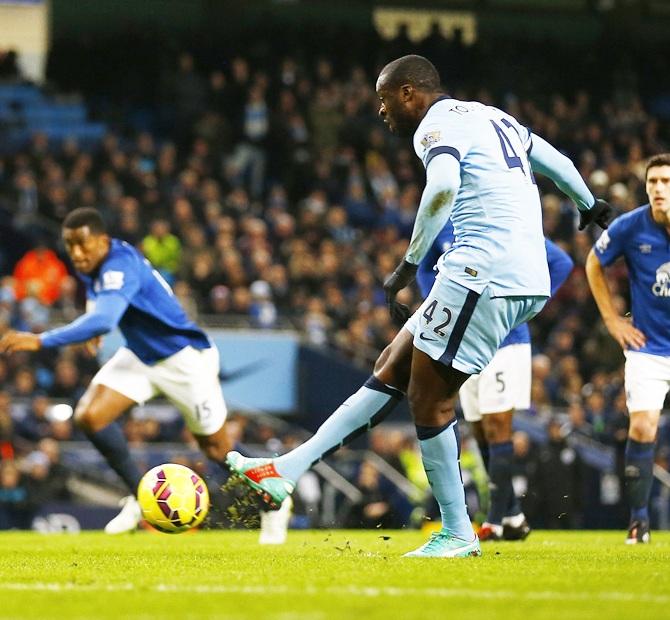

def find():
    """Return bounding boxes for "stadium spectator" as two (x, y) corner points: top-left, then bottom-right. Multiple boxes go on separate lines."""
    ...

(141, 218), (182, 286)
(12, 241), (68, 306)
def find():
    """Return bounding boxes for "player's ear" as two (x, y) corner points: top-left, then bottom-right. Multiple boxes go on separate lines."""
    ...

(401, 84), (413, 102)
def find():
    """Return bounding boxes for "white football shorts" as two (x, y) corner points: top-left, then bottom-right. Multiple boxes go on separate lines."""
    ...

(92, 345), (227, 436)
(624, 350), (670, 413)
(458, 343), (531, 422)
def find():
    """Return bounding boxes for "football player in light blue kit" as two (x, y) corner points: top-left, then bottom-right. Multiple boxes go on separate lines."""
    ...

(416, 226), (574, 541)
(586, 153), (670, 544)
(0, 207), (231, 534)
(227, 55), (610, 557)
(373, 54), (611, 557)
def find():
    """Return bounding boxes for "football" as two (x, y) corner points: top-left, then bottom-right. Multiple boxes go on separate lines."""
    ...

(137, 464), (210, 533)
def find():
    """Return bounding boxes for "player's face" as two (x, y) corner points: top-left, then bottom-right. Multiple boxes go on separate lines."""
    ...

(376, 76), (417, 138)
(62, 226), (110, 273)
(646, 165), (670, 227)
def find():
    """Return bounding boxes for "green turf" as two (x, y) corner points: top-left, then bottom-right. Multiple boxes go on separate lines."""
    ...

(0, 530), (668, 620)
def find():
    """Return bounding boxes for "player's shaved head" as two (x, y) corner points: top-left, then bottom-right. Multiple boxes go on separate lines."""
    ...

(63, 207), (107, 235)
(378, 55), (441, 93)
(376, 55), (444, 137)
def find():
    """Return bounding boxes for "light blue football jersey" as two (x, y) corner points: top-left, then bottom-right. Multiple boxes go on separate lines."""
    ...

(412, 97), (550, 298)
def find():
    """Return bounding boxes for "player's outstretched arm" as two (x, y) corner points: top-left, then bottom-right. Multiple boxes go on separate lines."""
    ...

(39, 293), (128, 351)
(529, 134), (613, 230)
(383, 153), (461, 324)
(585, 248), (646, 350)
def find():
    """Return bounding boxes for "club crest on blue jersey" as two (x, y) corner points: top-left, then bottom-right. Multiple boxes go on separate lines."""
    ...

(653, 261), (670, 297)
(420, 131), (441, 149)
(102, 270), (125, 291)
(595, 230), (610, 252)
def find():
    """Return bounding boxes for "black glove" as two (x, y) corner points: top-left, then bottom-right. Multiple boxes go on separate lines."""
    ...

(383, 260), (418, 326)
(578, 199), (614, 230)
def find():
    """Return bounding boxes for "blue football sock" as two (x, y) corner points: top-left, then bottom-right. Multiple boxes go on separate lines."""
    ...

(416, 419), (475, 541)
(86, 422), (143, 495)
(487, 441), (514, 525)
(274, 376), (403, 481)
(478, 442), (490, 471)
(624, 439), (655, 522)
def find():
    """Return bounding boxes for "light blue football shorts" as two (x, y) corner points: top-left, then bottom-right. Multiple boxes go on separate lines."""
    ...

(404, 274), (547, 375)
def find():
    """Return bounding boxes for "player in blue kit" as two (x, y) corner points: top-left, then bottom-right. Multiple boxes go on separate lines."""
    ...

(228, 55), (609, 557)
(586, 154), (670, 544)
(0, 207), (231, 533)
(416, 225), (574, 541)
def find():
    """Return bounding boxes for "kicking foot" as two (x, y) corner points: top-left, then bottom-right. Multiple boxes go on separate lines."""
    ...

(104, 495), (142, 534)
(225, 451), (295, 510)
(404, 531), (481, 558)
(626, 520), (650, 545)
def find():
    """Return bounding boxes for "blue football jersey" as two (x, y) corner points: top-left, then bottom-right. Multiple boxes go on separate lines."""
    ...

(594, 205), (670, 356)
(81, 239), (211, 364)
(418, 231), (573, 347)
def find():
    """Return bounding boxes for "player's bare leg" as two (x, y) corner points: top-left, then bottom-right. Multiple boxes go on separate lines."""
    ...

(193, 425), (232, 463)
(625, 409), (659, 544)
(226, 329), (414, 508)
(74, 383), (144, 534)
(404, 349), (480, 558)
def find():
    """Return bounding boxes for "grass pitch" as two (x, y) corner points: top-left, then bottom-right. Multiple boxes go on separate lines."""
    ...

(1, 530), (668, 620)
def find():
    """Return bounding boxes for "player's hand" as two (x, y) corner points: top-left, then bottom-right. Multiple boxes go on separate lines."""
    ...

(578, 199), (614, 231)
(383, 260), (418, 326)
(0, 330), (42, 354)
(604, 315), (646, 350)
(81, 336), (102, 357)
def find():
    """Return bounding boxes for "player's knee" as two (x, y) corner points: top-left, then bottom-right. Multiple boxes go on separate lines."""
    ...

(408, 387), (455, 426)
(73, 403), (98, 433)
(482, 412), (513, 443)
(374, 346), (410, 392)
(197, 431), (230, 462)
(629, 414), (658, 442)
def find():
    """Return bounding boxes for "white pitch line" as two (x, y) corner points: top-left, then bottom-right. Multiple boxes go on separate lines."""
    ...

(0, 583), (668, 605)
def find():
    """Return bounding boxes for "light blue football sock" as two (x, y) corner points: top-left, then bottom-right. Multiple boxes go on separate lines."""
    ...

(416, 419), (475, 541)
(274, 376), (403, 481)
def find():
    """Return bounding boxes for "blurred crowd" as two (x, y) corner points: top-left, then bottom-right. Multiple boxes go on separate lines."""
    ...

(1, 31), (670, 529)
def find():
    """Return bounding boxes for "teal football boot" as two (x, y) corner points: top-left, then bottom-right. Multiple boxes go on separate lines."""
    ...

(225, 451), (295, 510)
(404, 531), (482, 558)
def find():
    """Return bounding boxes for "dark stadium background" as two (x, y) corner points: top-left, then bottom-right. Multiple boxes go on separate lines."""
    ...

(0, 0), (669, 532)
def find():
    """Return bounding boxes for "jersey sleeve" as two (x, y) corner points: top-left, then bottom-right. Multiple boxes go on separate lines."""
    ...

(413, 116), (471, 170)
(98, 250), (141, 300)
(593, 215), (626, 267)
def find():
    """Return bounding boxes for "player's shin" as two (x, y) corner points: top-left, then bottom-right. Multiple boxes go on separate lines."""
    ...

(624, 438), (656, 522)
(486, 441), (515, 527)
(85, 422), (143, 494)
(273, 376), (403, 482)
(416, 420), (475, 541)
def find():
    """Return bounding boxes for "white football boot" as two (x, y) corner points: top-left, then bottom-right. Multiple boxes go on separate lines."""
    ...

(104, 495), (142, 534)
